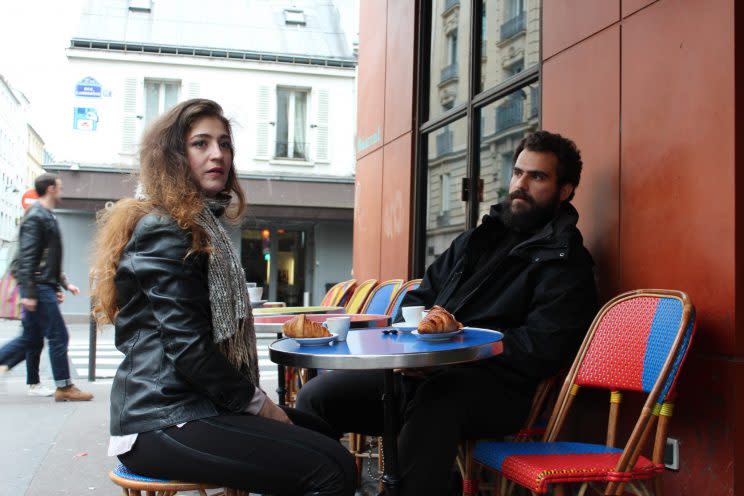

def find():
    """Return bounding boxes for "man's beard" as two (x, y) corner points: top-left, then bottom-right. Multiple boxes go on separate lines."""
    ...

(501, 190), (560, 232)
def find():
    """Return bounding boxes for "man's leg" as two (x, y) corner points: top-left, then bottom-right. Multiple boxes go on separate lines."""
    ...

(0, 319), (44, 376)
(396, 366), (533, 496)
(295, 370), (388, 437)
(24, 318), (45, 386)
(36, 286), (92, 401)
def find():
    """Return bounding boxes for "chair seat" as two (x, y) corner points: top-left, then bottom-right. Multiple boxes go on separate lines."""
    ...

(473, 441), (663, 493)
(110, 463), (220, 492)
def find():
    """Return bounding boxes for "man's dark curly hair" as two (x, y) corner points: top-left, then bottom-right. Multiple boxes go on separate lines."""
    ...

(513, 130), (583, 201)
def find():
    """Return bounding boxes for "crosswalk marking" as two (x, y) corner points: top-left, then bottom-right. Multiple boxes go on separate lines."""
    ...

(69, 339), (279, 382)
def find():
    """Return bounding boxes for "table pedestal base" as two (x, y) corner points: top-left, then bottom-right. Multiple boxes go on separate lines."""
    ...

(381, 369), (400, 496)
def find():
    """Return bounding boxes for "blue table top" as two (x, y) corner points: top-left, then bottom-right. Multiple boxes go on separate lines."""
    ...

(269, 327), (504, 370)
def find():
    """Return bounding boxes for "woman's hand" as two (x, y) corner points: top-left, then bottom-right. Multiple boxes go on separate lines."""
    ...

(257, 398), (293, 425)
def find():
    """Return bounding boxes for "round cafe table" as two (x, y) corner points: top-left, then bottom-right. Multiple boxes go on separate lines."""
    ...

(269, 327), (504, 496)
(255, 314), (390, 406)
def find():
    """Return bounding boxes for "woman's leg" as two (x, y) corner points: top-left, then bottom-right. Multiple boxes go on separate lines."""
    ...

(119, 413), (357, 496)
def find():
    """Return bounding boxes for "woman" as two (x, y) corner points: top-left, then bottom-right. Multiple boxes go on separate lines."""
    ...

(92, 99), (356, 495)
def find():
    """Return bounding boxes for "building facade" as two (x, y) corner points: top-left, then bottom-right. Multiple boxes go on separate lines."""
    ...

(55, 0), (358, 315)
(0, 75), (33, 272)
(352, 0), (741, 493)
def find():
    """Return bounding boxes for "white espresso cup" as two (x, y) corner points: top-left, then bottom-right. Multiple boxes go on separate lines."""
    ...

(401, 305), (426, 324)
(247, 286), (263, 301)
(246, 282), (257, 289)
(323, 316), (351, 341)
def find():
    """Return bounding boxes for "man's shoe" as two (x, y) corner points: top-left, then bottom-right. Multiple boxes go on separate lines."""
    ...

(28, 384), (55, 397)
(54, 385), (93, 402)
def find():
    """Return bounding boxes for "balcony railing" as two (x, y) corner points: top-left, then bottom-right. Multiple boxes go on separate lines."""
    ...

(496, 97), (524, 132)
(500, 12), (526, 41)
(440, 63), (458, 84)
(275, 140), (309, 160)
(436, 128), (453, 156)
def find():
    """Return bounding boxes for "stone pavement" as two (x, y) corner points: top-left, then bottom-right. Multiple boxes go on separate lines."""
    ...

(0, 317), (282, 496)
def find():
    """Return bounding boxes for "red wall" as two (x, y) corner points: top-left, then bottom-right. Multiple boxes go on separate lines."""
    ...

(353, 0), (416, 282)
(543, 0), (737, 493)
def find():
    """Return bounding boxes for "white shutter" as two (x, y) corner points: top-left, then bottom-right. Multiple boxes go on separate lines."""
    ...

(314, 88), (329, 163)
(122, 78), (138, 154)
(186, 81), (200, 99)
(255, 85), (270, 160)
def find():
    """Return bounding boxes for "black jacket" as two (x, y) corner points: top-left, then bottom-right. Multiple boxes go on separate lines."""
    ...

(401, 203), (598, 389)
(110, 212), (256, 435)
(15, 202), (68, 298)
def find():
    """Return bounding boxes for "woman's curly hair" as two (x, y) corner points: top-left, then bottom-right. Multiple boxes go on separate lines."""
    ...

(91, 99), (246, 325)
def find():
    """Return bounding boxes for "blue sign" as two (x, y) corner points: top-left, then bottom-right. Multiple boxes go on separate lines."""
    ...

(73, 107), (99, 131)
(75, 77), (102, 98)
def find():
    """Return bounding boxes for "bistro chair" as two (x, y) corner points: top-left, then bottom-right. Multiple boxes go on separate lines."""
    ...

(470, 289), (697, 495)
(344, 279), (378, 314)
(385, 278), (422, 321)
(359, 279), (404, 315)
(320, 279), (357, 307)
(109, 463), (249, 495)
(460, 375), (561, 496)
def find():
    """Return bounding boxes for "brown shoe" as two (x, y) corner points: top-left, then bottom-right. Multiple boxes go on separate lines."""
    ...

(54, 385), (93, 402)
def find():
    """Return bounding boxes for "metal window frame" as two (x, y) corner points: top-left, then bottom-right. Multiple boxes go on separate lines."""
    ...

(411, 0), (542, 277)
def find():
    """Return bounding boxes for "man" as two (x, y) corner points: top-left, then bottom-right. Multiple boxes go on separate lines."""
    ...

(296, 131), (598, 495)
(0, 173), (92, 401)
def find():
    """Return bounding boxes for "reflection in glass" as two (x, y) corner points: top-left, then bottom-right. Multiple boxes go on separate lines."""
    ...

(428, 0), (470, 121)
(424, 117), (468, 268)
(477, 82), (539, 220)
(480, 0), (540, 92)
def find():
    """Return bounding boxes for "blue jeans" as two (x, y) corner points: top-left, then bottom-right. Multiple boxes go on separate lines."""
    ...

(0, 285), (72, 387)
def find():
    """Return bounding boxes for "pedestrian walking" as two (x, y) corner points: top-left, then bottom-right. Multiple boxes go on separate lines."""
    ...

(0, 173), (93, 401)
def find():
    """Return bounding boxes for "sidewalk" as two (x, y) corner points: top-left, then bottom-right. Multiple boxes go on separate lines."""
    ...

(0, 317), (283, 496)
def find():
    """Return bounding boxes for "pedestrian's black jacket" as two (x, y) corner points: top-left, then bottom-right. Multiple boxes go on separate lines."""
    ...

(110, 211), (256, 436)
(15, 202), (68, 299)
(400, 202), (598, 389)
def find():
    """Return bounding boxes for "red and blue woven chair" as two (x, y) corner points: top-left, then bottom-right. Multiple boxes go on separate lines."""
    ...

(109, 462), (248, 495)
(471, 289), (696, 496)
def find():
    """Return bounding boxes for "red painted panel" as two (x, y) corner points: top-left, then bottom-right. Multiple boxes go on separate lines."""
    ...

(621, 0), (735, 354)
(622, 0), (657, 18)
(384, 0), (415, 143)
(379, 134), (413, 280)
(542, 26), (621, 300)
(543, 0), (619, 59)
(353, 149), (383, 280)
(357, 0), (387, 159)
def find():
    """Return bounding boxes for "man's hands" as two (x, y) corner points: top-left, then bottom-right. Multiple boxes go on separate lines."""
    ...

(20, 298), (37, 312)
(67, 284), (80, 295)
(257, 398), (293, 424)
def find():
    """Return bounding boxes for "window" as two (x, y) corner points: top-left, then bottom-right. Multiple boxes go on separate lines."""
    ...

(284, 9), (306, 26)
(144, 80), (179, 125)
(414, 0), (540, 274)
(275, 87), (309, 160)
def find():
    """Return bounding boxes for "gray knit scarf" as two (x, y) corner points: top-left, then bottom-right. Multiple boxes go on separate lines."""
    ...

(195, 195), (260, 386)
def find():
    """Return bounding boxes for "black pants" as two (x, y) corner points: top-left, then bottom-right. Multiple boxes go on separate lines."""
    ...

(119, 407), (356, 496)
(295, 366), (533, 496)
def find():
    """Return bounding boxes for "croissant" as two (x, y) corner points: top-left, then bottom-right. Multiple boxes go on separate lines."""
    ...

(417, 306), (463, 334)
(282, 314), (331, 338)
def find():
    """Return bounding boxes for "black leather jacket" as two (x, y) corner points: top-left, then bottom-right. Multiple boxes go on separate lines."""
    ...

(110, 211), (256, 436)
(400, 203), (598, 390)
(15, 202), (68, 299)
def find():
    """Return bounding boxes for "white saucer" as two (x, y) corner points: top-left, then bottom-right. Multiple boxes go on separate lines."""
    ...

(411, 329), (463, 341)
(250, 299), (268, 307)
(291, 334), (338, 346)
(392, 322), (418, 332)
